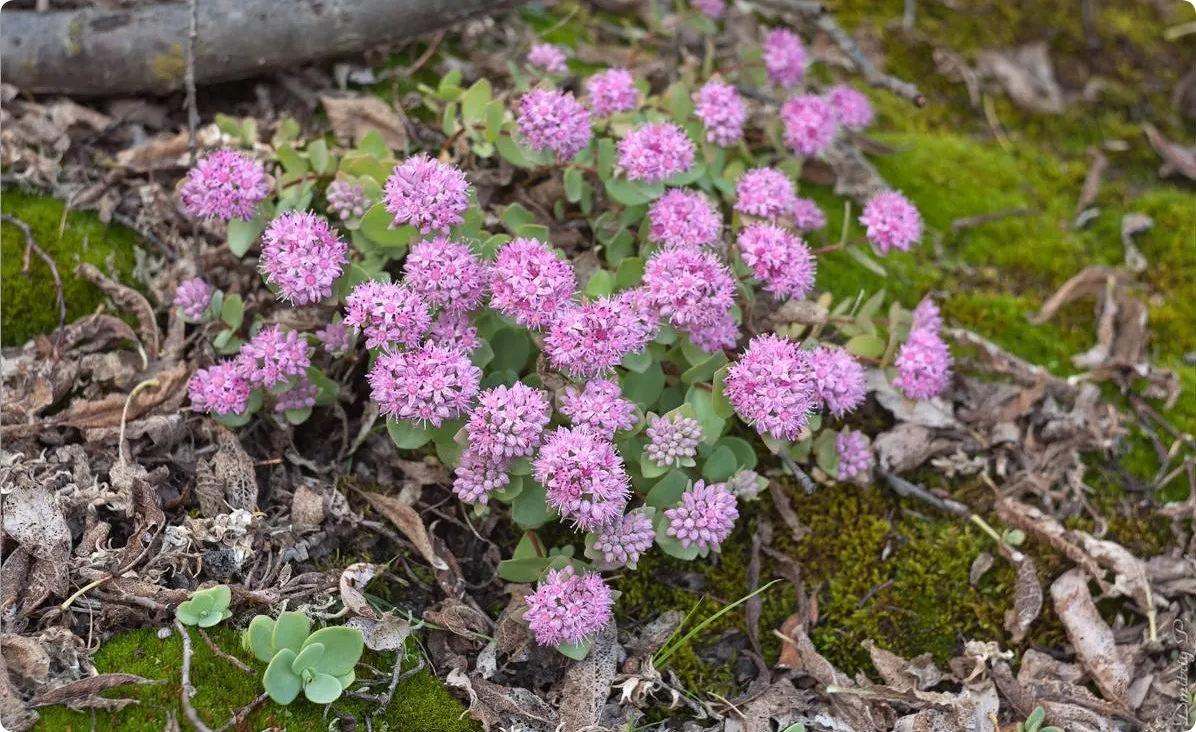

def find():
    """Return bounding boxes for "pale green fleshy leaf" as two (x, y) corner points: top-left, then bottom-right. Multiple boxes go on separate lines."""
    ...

(263, 649), (302, 705)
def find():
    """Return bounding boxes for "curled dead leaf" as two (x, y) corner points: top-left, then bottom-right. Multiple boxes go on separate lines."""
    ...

(361, 490), (448, 571)
(75, 263), (159, 360)
(1049, 569), (1131, 707)
(1004, 557), (1043, 644)
(321, 95), (409, 151)
(339, 562), (380, 620)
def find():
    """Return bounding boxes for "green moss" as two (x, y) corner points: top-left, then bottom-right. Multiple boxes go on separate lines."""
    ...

(35, 626), (478, 732)
(1, 191), (142, 347)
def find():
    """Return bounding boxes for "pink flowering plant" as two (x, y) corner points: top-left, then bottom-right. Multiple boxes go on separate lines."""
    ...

(177, 25), (947, 661)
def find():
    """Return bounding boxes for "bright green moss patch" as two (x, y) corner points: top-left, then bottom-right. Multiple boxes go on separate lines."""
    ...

(1, 191), (142, 347)
(35, 625), (477, 732)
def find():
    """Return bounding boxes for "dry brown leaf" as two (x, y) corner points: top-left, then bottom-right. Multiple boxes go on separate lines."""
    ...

(1119, 212), (1151, 274)
(424, 599), (492, 639)
(290, 482), (327, 526)
(339, 562), (380, 620)
(75, 263), (159, 360)
(0, 649), (39, 732)
(321, 95), (409, 151)
(361, 490), (448, 571)
(346, 611), (412, 652)
(724, 680), (808, 732)
(1004, 557), (1043, 644)
(1049, 569), (1131, 707)
(446, 669), (557, 732)
(1074, 533), (1156, 639)
(1029, 266), (1129, 325)
(0, 635), (51, 682)
(1074, 147), (1108, 217)
(977, 42), (1064, 114)
(33, 673), (160, 707)
(969, 553), (995, 586)
(558, 622), (618, 732)
(114, 132), (190, 171)
(1, 476), (71, 599)
(55, 361), (190, 429)
(1143, 122), (1196, 180)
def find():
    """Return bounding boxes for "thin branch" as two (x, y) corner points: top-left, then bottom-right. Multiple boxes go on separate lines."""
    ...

(185, 0), (200, 167)
(2, 213), (66, 355)
(174, 621), (216, 732)
(198, 628), (255, 674)
(881, 470), (970, 518)
(214, 693), (269, 732)
(777, 452), (818, 494)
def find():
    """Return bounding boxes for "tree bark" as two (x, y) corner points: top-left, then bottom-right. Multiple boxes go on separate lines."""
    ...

(1, 0), (518, 97)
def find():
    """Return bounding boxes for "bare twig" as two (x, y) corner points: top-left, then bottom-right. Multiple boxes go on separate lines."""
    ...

(1074, 146), (1108, 219)
(777, 452), (818, 494)
(214, 693), (268, 732)
(951, 206), (1033, 231)
(198, 628), (255, 674)
(185, 0), (200, 167)
(174, 621), (216, 732)
(881, 470), (970, 519)
(2, 213), (66, 355)
(120, 378), (161, 465)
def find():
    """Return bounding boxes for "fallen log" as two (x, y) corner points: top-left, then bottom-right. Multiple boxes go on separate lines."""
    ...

(1, 0), (518, 97)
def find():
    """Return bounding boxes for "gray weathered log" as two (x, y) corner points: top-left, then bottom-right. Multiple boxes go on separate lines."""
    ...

(2, 0), (517, 96)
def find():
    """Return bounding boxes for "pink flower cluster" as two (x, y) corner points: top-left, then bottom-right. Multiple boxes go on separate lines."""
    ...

(236, 325), (311, 389)
(735, 167), (797, 221)
(524, 567), (613, 647)
(763, 28), (807, 88)
(836, 429), (873, 480)
(808, 346), (866, 418)
(343, 281), (431, 350)
(545, 296), (645, 377)
(466, 383), (551, 459)
(687, 310), (740, 353)
(383, 154), (470, 233)
(780, 95), (838, 157)
(792, 198), (826, 231)
(826, 85), (874, 131)
(527, 43), (567, 75)
(859, 191), (923, 254)
(174, 278), (212, 321)
(912, 297), (942, 333)
(693, 79), (746, 146)
(559, 379), (638, 438)
(452, 449), (510, 503)
(428, 311), (480, 354)
(179, 149), (269, 221)
(585, 68), (639, 117)
(893, 327), (952, 400)
(692, 0), (726, 19)
(326, 180), (370, 220)
(648, 189), (722, 248)
(665, 480), (738, 553)
(737, 223), (816, 300)
(534, 427), (631, 530)
(189, 361), (251, 415)
(275, 377), (318, 413)
(403, 236), (487, 313)
(617, 123), (695, 183)
(643, 247), (735, 329)
(489, 238), (576, 329)
(591, 509), (655, 567)
(368, 342), (481, 427)
(316, 319), (356, 356)
(727, 469), (763, 500)
(517, 89), (593, 161)
(645, 413), (702, 467)
(724, 334), (817, 440)
(259, 212), (348, 305)
(614, 288), (661, 347)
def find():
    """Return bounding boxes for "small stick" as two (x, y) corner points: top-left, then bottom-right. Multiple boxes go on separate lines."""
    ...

(185, 0), (200, 167)
(214, 693), (268, 732)
(174, 621), (216, 732)
(777, 452), (818, 494)
(951, 206), (1033, 232)
(119, 378), (161, 465)
(2, 213), (66, 355)
(198, 628), (255, 674)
